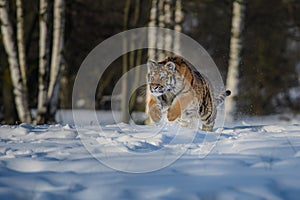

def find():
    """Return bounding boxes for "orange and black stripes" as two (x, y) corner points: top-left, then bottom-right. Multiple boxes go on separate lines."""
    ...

(147, 56), (220, 131)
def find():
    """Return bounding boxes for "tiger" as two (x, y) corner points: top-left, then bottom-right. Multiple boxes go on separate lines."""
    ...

(146, 56), (230, 132)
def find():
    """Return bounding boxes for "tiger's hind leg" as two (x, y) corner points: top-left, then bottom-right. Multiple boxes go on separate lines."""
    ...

(199, 102), (216, 132)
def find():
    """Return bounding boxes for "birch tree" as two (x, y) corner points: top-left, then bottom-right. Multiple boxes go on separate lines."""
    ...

(121, 0), (131, 123)
(148, 0), (183, 60)
(121, 0), (144, 122)
(36, 0), (65, 123)
(36, 0), (50, 124)
(16, 0), (27, 90)
(0, 0), (32, 123)
(225, 0), (246, 122)
(148, 0), (158, 60)
(156, 0), (165, 60)
(173, 0), (183, 54)
(47, 0), (65, 122)
(163, 0), (172, 56)
(128, 0), (143, 115)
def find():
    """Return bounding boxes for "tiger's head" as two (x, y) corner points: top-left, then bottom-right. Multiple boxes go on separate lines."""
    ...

(147, 60), (176, 96)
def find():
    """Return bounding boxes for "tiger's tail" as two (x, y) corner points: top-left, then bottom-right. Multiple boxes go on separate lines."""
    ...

(215, 90), (231, 106)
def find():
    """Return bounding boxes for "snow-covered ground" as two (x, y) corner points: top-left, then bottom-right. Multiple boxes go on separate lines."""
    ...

(1, 111), (300, 199)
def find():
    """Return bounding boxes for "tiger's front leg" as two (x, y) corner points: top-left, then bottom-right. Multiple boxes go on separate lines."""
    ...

(167, 92), (194, 121)
(147, 95), (162, 123)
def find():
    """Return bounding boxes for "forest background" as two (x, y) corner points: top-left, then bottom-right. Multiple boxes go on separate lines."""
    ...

(0, 0), (299, 124)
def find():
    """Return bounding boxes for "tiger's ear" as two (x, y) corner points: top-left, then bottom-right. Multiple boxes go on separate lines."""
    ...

(147, 59), (156, 69)
(166, 61), (176, 71)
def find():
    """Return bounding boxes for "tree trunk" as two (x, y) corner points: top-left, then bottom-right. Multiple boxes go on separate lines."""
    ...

(225, 0), (246, 122)
(36, 0), (50, 124)
(156, 0), (165, 60)
(47, 0), (65, 122)
(149, 0), (181, 60)
(121, 0), (131, 123)
(129, 47), (143, 114)
(128, 0), (142, 115)
(164, 0), (172, 54)
(59, 62), (73, 109)
(173, 0), (183, 54)
(16, 0), (27, 90)
(146, 0), (159, 124)
(0, 67), (3, 122)
(48, 60), (63, 122)
(2, 67), (18, 124)
(0, 0), (31, 123)
(148, 0), (158, 60)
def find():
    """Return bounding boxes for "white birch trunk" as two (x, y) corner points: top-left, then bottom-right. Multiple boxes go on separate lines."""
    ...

(0, 0), (31, 123)
(129, 0), (142, 115)
(49, 60), (63, 119)
(173, 0), (183, 54)
(157, 0), (165, 60)
(225, 0), (246, 122)
(146, 0), (159, 124)
(16, 0), (27, 88)
(164, 0), (172, 55)
(148, 0), (157, 60)
(121, 0), (131, 123)
(158, 0), (165, 28)
(47, 0), (65, 120)
(37, 0), (49, 123)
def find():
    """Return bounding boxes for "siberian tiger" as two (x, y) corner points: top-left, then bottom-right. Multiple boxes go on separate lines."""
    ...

(146, 56), (230, 132)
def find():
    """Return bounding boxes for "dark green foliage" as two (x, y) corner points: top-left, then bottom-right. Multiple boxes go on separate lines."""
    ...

(240, 0), (299, 115)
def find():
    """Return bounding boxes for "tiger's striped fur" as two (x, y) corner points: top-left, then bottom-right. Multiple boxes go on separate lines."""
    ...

(146, 56), (230, 132)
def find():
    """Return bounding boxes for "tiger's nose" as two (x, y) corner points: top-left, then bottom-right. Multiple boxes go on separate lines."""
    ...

(153, 85), (159, 90)
(150, 83), (158, 89)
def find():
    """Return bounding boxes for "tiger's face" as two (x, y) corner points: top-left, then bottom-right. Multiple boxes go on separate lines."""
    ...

(147, 60), (176, 96)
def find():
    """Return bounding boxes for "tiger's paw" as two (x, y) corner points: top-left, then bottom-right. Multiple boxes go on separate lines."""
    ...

(202, 124), (213, 132)
(167, 107), (181, 121)
(149, 104), (162, 122)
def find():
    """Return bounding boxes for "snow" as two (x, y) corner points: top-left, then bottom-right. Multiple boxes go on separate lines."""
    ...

(1, 111), (300, 199)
